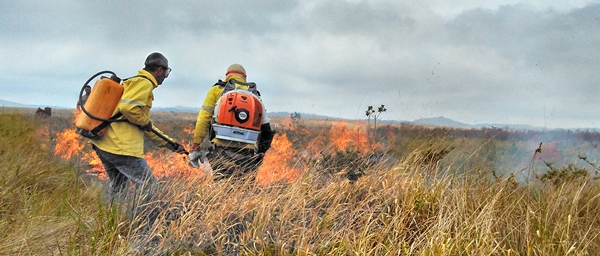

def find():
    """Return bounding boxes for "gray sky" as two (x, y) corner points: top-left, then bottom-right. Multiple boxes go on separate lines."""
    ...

(1, 0), (599, 129)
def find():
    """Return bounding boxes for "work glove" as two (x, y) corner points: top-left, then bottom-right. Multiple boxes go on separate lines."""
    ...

(189, 149), (207, 168)
(165, 141), (188, 155)
(140, 120), (153, 132)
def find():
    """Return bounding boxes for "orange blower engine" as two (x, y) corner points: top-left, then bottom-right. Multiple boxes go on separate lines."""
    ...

(212, 90), (264, 144)
(75, 71), (123, 139)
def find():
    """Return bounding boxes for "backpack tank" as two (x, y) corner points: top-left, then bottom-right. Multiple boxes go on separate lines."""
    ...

(75, 76), (123, 138)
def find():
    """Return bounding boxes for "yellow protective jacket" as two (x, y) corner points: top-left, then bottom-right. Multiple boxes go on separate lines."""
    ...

(91, 69), (175, 158)
(193, 75), (267, 149)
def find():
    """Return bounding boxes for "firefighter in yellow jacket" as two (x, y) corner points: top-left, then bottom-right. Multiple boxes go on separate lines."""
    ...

(189, 64), (275, 181)
(91, 52), (187, 198)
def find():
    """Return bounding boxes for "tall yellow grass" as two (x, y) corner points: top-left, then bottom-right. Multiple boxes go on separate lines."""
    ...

(1, 112), (600, 255)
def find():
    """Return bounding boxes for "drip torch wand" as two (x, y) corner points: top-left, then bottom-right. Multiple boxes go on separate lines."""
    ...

(150, 127), (189, 155)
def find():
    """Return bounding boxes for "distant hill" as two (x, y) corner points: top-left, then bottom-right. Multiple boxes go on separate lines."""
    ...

(0, 98), (66, 109)
(0, 99), (30, 108)
(152, 106), (199, 113)
(249, 112), (545, 130)
(473, 123), (541, 131)
(411, 116), (544, 130)
(268, 111), (343, 120)
(411, 116), (472, 128)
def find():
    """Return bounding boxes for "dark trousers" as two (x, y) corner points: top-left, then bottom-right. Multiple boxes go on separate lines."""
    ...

(93, 145), (157, 196)
(92, 146), (160, 230)
(207, 145), (263, 181)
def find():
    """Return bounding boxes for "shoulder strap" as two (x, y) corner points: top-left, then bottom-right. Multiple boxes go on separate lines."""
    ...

(123, 75), (156, 87)
(213, 79), (227, 87)
(100, 75), (152, 125)
(90, 112), (124, 135)
(222, 79), (260, 96)
(222, 79), (236, 95)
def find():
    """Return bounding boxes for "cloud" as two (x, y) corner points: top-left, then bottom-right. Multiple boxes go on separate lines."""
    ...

(1, 0), (599, 128)
(439, 3), (600, 124)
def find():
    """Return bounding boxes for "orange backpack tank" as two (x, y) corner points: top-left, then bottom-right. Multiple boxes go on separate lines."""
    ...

(75, 72), (123, 139)
(75, 72), (153, 139)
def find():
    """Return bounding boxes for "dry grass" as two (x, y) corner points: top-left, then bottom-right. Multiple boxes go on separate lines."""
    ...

(1, 112), (600, 255)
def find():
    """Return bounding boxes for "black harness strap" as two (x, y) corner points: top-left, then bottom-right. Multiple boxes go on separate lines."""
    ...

(89, 112), (123, 135)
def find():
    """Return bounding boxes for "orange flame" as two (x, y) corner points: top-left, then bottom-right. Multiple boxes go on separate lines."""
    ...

(145, 147), (208, 180)
(52, 114), (380, 186)
(256, 133), (301, 185)
(327, 122), (370, 152)
(53, 111), (89, 159)
(255, 122), (377, 185)
(80, 148), (107, 179)
(183, 125), (195, 135)
(280, 117), (293, 130)
(53, 129), (85, 160)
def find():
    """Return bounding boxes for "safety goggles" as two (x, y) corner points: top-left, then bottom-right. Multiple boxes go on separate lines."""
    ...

(160, 66), (172, 77)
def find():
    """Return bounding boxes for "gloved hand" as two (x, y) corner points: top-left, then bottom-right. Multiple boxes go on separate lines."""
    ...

(140, 120), (153, 132)
(189, 149), (207, 168)
(166, 141), (188, 155)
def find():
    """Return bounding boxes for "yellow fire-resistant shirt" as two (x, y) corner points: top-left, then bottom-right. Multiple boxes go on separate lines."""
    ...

(91, 69), (175, 158)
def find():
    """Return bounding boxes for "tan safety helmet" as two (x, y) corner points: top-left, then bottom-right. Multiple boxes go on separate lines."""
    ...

(225, 64), (246, 78)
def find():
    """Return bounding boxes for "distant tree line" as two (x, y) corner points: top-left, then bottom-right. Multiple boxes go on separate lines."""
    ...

(373, 124), (600, 144)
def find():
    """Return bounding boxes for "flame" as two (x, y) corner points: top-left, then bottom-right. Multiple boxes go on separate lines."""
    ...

(80, 148), (107, 179)
(53, 129), (85, 160)
(53, 110), (89, 160)
(145, 147), (208, 179)
(52, 113), (379, 186)
(52, 127), (202, 180)
(183, 125), (194, 135)
(255, 121), (377, 185)
(256, 133), (301, 185)
(329, 122), (353, 151)
(328, 122), (371, 152)
(280, 117), (292, 129)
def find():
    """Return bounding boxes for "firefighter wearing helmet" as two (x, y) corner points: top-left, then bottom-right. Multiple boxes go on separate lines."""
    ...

(189, 64), (275, 181)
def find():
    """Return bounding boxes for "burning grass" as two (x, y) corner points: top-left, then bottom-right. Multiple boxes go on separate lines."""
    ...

(2, 112), (600, 254)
